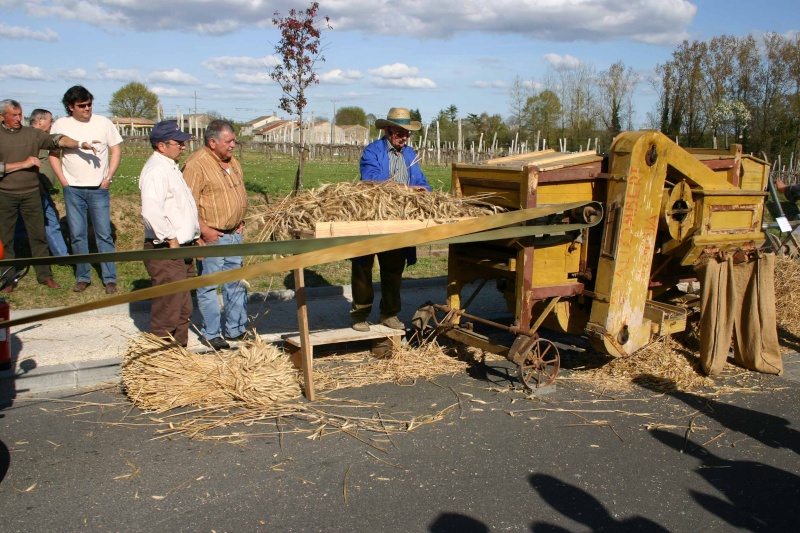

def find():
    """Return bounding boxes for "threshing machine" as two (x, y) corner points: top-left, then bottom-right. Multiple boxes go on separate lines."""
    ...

(413, 130), (770, 388)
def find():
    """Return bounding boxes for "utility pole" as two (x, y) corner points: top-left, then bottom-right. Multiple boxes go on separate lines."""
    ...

(331, 100), (337, 144)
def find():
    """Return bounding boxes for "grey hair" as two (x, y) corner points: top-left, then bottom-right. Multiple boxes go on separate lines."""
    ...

(204, 120), (235, 146)
(1, 99), (21, 111)
(29, 108), (52, 124)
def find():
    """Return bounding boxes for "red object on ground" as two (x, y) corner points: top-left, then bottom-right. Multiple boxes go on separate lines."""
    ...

(0, 238), (4, 260)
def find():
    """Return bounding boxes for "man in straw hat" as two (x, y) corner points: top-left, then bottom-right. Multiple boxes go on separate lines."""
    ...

(351, 107), (431, 332)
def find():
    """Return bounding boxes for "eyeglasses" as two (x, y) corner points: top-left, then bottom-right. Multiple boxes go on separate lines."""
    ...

(74, 102), (92, 109)
(388, 128), (410, 137)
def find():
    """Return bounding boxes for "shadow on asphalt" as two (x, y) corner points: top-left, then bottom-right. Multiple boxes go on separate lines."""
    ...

(650, 429), (799, 531)
(428, 512), (489, 532)
(633, 375), (800, 531)
(633, 375), (800, 454)
(527, 473), (670, 532)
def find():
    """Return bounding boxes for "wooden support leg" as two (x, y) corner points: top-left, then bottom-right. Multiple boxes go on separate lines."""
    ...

(294, 268), (315, 401)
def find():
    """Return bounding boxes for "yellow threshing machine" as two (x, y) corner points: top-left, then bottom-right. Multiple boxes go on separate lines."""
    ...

(413, 130), (770, 388)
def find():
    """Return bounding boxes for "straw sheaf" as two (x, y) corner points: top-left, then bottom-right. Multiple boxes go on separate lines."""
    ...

(250, 180), (506, 242)
(121, 334), (301, 412)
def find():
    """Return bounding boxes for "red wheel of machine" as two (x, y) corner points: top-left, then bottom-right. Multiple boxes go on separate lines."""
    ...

(509, 335), (560, 389)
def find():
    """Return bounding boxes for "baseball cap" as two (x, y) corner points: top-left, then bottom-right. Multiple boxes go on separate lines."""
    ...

(150, 121), (192, 144)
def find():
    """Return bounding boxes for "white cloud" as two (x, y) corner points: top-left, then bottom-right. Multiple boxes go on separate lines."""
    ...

(202, 55), (278, 76)
(18, 0), (696, 45)
(369, 63), (420, 79)
(368, 63), (435, 89)
(319, 69), (362, 85)
(472, 80), (506, 89)
(0, 23), (58, 41)
(231, 72), (274, 85)
(0, 63), (50, 81)
(542, 53), (582, 71)
(57, 67), (89, 81)
(373, 77), (436, 89)
(148, 69), (199, 85)
(151, 86), (182, 97)
(97, 63), (140, 81)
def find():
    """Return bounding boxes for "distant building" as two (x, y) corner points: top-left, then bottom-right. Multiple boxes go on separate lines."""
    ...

(111, 117), (156, 137)
(341, 125), (369, 145)
(252, 120), (298, 143)
(241, 114), (281, 136)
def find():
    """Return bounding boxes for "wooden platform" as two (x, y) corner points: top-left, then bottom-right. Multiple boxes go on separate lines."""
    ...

(282, 325), (404, 366)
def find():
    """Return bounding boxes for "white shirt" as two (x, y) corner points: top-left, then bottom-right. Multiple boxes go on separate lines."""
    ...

(139, 151), (200, 245)
(50, 114), (123, 186)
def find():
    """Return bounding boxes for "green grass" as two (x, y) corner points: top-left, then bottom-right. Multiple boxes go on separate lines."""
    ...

(3, 148), (453, 310)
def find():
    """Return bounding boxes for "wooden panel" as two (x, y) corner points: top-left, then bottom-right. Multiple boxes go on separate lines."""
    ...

(314, 218), (473, 238)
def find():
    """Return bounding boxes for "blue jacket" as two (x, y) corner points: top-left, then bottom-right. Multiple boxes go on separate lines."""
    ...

(359, 137), (431, 191)
(356, 137), (429, 266)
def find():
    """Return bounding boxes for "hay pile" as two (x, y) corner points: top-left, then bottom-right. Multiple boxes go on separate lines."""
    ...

(563, 332), (717, 393)
(313, 340), (471, 392)
(122, 334), (301, 412)
(774, 256), (800, 337)
(251, 180), (505, 241)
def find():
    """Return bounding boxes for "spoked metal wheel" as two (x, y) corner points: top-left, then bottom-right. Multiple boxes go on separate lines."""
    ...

(509, 336), (560, 389)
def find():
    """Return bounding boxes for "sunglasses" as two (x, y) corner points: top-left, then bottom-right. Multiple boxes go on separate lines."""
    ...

(74, 102), (93, 109)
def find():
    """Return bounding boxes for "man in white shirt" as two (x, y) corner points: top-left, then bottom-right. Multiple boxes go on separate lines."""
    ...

(139, 121), (200, 347)
(49, 85), (123, 294)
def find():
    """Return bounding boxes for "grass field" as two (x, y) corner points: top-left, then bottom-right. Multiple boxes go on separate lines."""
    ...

(2, 149), (453, 310)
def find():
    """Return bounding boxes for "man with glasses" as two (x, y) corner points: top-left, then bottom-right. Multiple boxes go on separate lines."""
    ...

(182, 120), (248, 351)
(50, 85), (123, 294)
(351, 107), (431, 332)
(140, 121), (199, 347)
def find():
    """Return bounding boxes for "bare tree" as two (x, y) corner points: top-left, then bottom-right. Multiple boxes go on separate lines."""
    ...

(508, 75), (533, 139)
(270, 1), (330, 193)
(597, 61), (640, 139)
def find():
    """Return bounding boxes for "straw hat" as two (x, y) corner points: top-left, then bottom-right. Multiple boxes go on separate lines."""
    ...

(375, 107), (421, 131)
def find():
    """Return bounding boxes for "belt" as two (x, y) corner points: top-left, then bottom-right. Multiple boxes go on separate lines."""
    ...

(145, 238), (196, 249)
(212, 226), (239, 234)
(70, 185), (101, 190)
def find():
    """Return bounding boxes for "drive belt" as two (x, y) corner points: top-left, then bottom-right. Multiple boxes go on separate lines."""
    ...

(0, 201), (602, 329)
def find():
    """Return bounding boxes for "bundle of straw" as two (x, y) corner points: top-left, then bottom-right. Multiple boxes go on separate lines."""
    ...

(251, 180), (505, 242)
(122, 334), (301, 412)
(774, 256), (800, 337)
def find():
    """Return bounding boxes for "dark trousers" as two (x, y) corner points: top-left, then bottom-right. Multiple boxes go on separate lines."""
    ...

(350, 248), (406, 322)
(143, 241), (195, 346)
(0, 190), (54, 284)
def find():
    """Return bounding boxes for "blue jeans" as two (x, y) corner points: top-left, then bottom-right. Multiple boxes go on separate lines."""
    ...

(63, 186), (117, 284)
(42, 190), (68, 257)
(196, 232), (247, 339)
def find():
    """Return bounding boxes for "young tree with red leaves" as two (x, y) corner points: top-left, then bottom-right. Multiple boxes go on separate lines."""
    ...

(270, 2), (331, 193)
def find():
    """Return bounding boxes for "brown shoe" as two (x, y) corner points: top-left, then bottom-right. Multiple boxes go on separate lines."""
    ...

(380, 316), (405, 330)
(73, 281), (90, 292)
(105, 282), (118, 295)
(41, 279), (61, 289)
(352, 321), (370, 332)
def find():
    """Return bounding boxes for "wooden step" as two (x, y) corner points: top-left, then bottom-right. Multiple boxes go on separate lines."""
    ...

(282, 325), (404, 364)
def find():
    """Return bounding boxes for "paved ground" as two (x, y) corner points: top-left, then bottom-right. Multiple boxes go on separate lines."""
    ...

(1, 279), (799, 531)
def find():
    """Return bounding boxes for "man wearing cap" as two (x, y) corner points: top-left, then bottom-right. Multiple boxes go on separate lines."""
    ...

(350, 107), (431, 332)
(139, 121), (200, 348)
(182, 120), (248, 351)
(50, 85), (124, 295)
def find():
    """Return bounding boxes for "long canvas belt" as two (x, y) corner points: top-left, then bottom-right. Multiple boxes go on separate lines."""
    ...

(0, 201), (601, 329)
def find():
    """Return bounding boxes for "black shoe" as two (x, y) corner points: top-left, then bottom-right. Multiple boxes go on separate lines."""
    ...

(226, 332), (248, 342)
(201, 336), (230, 350)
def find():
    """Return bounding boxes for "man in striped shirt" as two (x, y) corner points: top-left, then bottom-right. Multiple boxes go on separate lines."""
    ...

(182, 120), (249, 351)
(351, 107), (431, 332)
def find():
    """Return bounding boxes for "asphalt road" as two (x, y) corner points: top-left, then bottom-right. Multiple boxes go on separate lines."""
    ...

(1, 353), (798, 532)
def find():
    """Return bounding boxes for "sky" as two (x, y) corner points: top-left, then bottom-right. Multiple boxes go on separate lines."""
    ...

(1, 0), (798, 128)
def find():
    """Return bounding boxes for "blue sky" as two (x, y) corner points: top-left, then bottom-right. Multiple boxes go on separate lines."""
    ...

(1, 1), (797, 128)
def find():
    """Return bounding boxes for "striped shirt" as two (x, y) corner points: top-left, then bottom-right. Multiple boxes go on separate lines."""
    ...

(386, 138), (409, 186)
(182, 146), (248, 231)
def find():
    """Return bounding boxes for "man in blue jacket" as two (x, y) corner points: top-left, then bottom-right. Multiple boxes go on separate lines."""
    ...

(351, 108), (431, 332)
